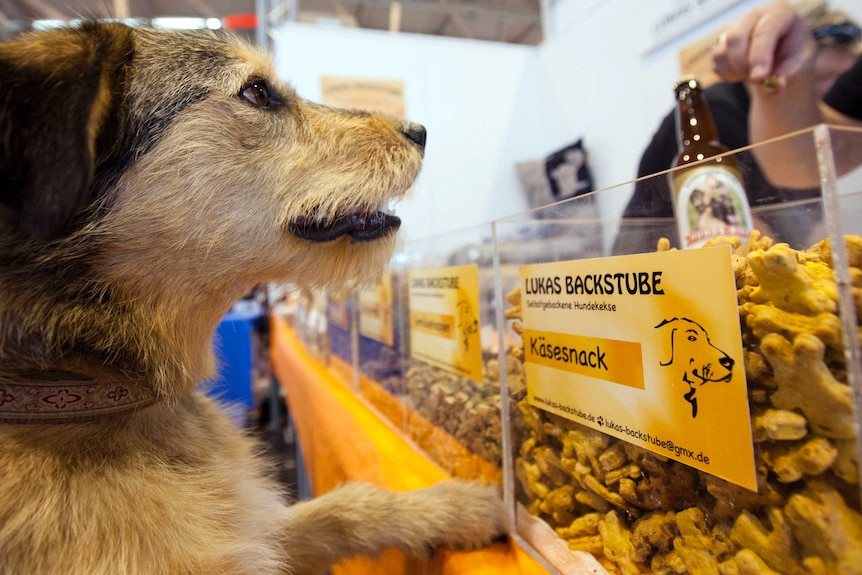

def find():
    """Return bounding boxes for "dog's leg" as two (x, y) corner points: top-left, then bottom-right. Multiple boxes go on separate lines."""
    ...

(277, 480), (507, 573)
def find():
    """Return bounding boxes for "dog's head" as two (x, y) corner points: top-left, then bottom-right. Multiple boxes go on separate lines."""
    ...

(0, 23), (425, 392)
(655, 317), (734, 386)
(708, 193), (738, 225)
(0, 22), (424, 286)
(690, 186), (738, 225)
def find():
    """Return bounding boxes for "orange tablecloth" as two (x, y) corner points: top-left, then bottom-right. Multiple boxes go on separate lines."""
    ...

(270, 315), (549, 575)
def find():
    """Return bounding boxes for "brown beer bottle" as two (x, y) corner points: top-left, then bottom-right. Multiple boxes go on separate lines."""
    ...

(670, 76), (753, 249)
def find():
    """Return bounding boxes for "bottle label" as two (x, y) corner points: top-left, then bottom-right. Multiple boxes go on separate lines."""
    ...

(674, 166), (752, 249)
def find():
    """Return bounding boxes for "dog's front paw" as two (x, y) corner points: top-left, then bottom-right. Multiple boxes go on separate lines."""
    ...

(420, 480), (508, 552)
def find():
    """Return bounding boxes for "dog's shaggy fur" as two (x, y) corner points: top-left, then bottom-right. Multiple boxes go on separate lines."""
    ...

(0, 22), (506, 574)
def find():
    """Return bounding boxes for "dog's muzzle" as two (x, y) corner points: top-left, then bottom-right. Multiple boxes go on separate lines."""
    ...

(289, 123), (423, 243)
(289, 210), (401, 243)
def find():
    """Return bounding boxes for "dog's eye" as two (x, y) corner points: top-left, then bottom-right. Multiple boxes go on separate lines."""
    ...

(241, 80), (274, 108)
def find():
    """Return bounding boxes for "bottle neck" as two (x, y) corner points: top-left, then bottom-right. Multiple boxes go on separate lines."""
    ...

(675, 85), (722, 156)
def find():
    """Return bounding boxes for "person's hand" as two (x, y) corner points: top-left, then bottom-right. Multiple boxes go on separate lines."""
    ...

(712, 0), (817, 93)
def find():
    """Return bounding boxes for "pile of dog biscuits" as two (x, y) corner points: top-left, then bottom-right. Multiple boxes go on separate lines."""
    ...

(404, 353), (523, 467)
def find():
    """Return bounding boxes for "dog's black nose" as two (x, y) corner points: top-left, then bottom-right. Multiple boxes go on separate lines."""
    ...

(403, 123), (427, 151)
(719, 356), (734, 370)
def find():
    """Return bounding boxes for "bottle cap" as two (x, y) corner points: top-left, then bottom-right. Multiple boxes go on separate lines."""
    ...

(673, 75), (700, 92)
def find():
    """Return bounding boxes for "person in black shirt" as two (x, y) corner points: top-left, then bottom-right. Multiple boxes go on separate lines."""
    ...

(824, 55), (862, 119)
(613, 3), (861, 254)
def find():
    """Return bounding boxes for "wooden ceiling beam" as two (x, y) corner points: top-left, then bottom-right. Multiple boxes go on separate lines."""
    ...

(504, 19), (536, 43)
(331, 0), (538, 24)
(15, 0), (64, 19)
(182, 0), (220, 18)
(387, 0), (400, 31)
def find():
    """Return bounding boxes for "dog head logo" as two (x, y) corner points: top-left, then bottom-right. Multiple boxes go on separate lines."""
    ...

(689, 178), (739, 231)
(655, 317), (734, 418)
(456, 300), (478, 352)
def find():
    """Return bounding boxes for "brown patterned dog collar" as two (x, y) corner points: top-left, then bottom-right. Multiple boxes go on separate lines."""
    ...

(0, 370), (157, 424)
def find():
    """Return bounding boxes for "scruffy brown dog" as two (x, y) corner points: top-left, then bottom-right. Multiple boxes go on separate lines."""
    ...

(0, 22), (506, 574)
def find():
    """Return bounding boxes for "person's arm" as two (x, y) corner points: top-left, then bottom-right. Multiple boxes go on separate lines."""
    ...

(712, 1), (862, 188)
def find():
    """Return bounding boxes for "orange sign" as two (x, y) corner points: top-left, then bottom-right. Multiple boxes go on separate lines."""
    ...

(409, 265), (483, 382)
(359, 271), (394, 346)
(520, 247), (755, 490)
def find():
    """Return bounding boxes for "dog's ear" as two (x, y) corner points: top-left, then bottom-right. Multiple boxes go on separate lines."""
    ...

(654, 318), (677, 366)
(0, 22), (133, 240)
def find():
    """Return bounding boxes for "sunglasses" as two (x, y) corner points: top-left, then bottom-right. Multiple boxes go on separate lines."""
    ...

(812, 22), (862, 46)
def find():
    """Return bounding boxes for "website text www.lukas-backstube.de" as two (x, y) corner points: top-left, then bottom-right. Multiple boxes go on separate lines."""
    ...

(532, 395), (711, 465)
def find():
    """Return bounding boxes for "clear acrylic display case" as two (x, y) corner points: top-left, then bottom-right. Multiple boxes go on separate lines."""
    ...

(355, 267), (408, 430)
(292, 288), (331, 365)
(493, 125), (862, 574)
(389, 224), (511, 485)
(326, 287), (357, 389)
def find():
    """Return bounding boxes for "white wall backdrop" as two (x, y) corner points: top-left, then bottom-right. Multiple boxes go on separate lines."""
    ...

(274, 0), (862, 241)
